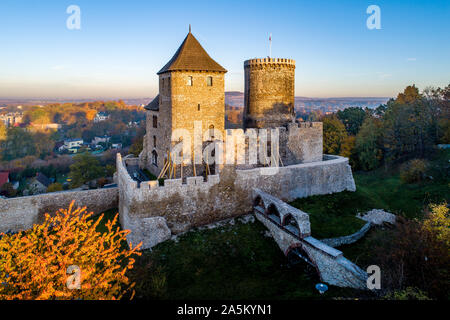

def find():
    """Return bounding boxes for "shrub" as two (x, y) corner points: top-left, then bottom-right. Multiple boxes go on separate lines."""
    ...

(0, 182), (16, 197)
(46, 182), (63, 193)
(384, 287), (431, 300)
(400, 159), (428, 183)
(371, 204), (450, 299)
(0, 201), (141, 300)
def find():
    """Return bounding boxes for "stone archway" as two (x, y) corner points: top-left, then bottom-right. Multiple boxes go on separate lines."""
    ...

(286, 244), (320, 281)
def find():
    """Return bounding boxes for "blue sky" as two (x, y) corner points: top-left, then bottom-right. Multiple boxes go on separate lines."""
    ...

(0, 0), (449, 99)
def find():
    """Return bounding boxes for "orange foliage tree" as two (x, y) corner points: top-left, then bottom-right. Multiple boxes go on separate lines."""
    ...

(0, 201), (141, 300)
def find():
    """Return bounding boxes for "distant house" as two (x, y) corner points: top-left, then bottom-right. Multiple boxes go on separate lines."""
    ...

(92, 136), (111, 145)
(64, 138), (83, 150)
(54, 141), (64, 152)
(93, 112), (109, 123)
(68, 146), (82, 154)
(0, 171), (10, 188)
(28, 173), (51, 194)
(0, 112), (23, 127)
(30, 123), (61, 130)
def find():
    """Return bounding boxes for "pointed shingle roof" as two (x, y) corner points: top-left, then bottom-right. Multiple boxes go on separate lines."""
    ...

(157, 32), (227, 74)
(144, 95), (159, 111)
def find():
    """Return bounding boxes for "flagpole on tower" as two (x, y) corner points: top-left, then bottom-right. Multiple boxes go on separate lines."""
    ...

(269, 33), (272, 58)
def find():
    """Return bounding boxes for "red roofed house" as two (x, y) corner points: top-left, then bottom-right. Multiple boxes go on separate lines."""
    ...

(0, 171), (10, 188)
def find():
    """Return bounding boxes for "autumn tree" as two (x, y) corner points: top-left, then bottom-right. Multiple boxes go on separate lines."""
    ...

(0, 202), (141, 300)
(69, 153), (105, 188)
(47, 182), (63, 193)
(322, 115), (348, 155)
(339, 135), (357, 168)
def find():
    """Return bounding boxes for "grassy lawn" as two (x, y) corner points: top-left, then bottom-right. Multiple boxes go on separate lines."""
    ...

(290, 149), (449, 238)
(128, 218), (363, 300)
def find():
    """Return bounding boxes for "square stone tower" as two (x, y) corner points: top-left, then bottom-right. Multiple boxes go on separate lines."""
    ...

(142, 30), (227, 177)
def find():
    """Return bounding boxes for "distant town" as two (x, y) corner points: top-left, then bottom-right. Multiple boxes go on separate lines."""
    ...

(1, 93), (390, 131)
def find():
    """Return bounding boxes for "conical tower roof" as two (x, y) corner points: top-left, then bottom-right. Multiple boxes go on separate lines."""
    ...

(157, 31), (227, 74)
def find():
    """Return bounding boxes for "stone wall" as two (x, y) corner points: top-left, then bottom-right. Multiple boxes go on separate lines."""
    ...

(320, 222), (372, 248)
(244, 58), (296, 129)
(117, 153), (355, 248)
(281, 122), (323, 164)
(0, 187), (118, 233)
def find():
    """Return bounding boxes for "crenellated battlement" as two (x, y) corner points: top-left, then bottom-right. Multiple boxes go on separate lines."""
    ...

(117, 153), (220, 198)
(222, 122), (322, 137)
(138, 174), (220, 192)
(244, 58), (296, 68)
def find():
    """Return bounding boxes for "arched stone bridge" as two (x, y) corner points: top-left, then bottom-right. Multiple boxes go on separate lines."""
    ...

(253, 189), (368, 289)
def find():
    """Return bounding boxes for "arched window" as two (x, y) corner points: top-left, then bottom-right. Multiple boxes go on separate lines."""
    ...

(209, 124), (215, 139)
(152, 150), (158, 166)
(283, 214), (300, 236)
(187, 76), (193, 86)
(207, 76), (213, 86)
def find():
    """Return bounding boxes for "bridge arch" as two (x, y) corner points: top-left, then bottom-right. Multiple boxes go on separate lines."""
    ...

(286, 243), (320, 279)
(253, 195), (266, 210)
(266, 203), (281, 225)
(281, 213), (301, 237)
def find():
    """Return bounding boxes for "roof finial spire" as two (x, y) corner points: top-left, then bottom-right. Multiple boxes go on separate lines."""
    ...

(189, 24), (191, 33)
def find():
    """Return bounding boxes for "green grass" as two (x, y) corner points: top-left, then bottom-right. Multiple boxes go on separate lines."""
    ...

(290, 149), (450, 239)
(290, 192), (368, 239)
(92, 208), (120, 234)
(128, 218), (362, 300)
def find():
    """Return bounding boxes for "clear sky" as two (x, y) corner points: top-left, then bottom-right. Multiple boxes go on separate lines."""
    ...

(0, 0), (449, 99)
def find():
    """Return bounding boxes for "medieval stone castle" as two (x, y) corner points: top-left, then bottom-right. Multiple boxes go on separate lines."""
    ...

(0, 30), (367, 289)
(116, 30), (355, 251)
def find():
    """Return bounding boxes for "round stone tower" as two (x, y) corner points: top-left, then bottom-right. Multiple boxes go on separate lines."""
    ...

(243, 58), (296, 129)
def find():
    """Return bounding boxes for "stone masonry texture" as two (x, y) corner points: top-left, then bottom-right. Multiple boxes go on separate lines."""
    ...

(244, 58), (296, 129)
(0, 188), (118, 233)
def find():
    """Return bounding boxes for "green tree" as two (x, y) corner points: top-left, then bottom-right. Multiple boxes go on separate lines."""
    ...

(68, 153), (104, 188)
(337, 107), (367, 135)
(382, 92), (435, 164)
(32, 132), (53, 158)
(355, 116), (383, 170)
(2, 128), (36, 161)
(0, 182), (17, 197)
(322, 115), (347, 155)
(129, 136), (143, 157)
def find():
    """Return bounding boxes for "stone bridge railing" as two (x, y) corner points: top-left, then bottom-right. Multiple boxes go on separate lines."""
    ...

(252, 189), (368, 290)
(253, 188), (311, 238)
